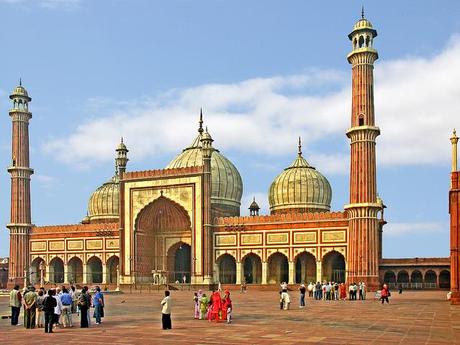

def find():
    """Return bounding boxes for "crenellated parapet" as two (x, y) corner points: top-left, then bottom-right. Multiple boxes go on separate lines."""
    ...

(123, 165), (203, 181)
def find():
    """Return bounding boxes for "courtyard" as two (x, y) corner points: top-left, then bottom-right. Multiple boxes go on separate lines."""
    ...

(0, 289), (459, 344)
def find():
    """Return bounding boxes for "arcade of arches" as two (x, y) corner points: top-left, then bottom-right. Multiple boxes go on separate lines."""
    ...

(29, 255), (119, 285)
(216, 251), (346, 285)
(382, 268), (451, 289)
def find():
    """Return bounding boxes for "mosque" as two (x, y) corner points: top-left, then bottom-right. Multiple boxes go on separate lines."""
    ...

(6, 14), (453, 291)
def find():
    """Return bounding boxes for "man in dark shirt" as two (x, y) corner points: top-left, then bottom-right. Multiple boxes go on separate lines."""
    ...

(43, 289), (57, 333)
(299, 284), (306, 308)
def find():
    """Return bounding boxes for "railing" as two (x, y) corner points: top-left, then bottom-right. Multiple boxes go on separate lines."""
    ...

(387, 282), (438, 289)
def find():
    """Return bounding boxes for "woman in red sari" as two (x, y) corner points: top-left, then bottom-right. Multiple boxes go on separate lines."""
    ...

(209, 291), (222, 322)
(339, 283), (347, 300)
(221, 290), (231, 321)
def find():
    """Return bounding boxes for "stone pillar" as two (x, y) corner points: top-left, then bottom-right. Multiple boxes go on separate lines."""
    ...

(262, 262), (268, 284)
(44, 264), (50, 284)
(288, 261), (295, 284)
(102, 263), (107, 284)
(82, 263), (88, 284)
(63, 264), (69, 284)
(316, 260), (322, 283)
(236, 261), (242, 285)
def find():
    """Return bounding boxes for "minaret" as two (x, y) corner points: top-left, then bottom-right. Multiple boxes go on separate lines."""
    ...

(449, 129), (460, 304)
(344, 11), (382, 290)
(249, 197), (260, 216)
(7, 81), (33, 287)
(115, 137), (129, 176)
(201, 126), (213, 283)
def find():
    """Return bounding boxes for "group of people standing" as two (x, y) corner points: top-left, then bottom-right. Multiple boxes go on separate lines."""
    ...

(194, 289), (232, 323)
(9, 284), (105, 332)
(306, 281), (366, 301)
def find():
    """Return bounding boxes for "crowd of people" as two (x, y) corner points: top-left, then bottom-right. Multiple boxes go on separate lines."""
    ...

(8, 284), (105, 332)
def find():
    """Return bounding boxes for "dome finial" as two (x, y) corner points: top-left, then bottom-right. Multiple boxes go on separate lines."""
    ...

(298, 136), (302, 157)
(198, 108), (204, 135)
(19, 77), (22, 86)
(361, 5), (365, 19)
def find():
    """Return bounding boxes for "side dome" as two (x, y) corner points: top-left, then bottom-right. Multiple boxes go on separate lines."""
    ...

(268, 140), (332, 214)
(87, 175), (119, 223)
(165, 120), (243, 217)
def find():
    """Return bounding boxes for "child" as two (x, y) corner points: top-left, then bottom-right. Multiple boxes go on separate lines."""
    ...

(199, 293), (208, 320)
(193, 292), (199, 319)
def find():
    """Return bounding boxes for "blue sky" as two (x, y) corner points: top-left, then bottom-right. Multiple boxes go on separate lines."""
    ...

(0, 0), (459, 258)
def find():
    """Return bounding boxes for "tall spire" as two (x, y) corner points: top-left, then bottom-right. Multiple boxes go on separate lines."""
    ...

(19, 77), (22, 86)
(361, 6), (365, 19)
(451, 128), (459, 173)
(198, 108), (204, 135)
(298, 136), (302, 157)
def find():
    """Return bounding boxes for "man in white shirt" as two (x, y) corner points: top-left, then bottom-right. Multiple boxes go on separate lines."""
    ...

(161, 291), (172, 330)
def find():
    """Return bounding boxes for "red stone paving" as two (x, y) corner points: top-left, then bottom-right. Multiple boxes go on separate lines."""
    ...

(1, 290), (460, 344)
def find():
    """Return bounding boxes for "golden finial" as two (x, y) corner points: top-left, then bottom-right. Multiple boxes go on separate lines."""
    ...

(19, 78), (22, 86)
(451, 128), (459, 172)
(298, 136), (302, 157)
(198, 108), (204, 135)
(361, 6), (365, 19)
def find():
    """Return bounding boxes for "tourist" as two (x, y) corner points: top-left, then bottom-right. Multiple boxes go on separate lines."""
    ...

(322, 282), (327, 300)
(209, 290), (222, 322)
(240, 281), (247, 293)
(23, 286), (37, 329)
(199, 293), (209, 320)
(281, 290), (291, 310)
(333, 282), (339, 300)
(182, 275), (187, 284)
(307, 282), (314, 297)
(86, 288), (92, 326)
(222, 290), (232, 323)
(348, 283), (354, 300)
(193, 292), (200, 319)
(78, 286), (90, 328)
(339, 283), (347, 301)
(353, 283), (358, 300)
(315, 281), (322, 300)
(381, 284), (390, 304)
(36, 289), (46, 328)
(218, 281), (222, 292)
(60, 287), (73, 327)
(69, 285), (77, 313)
(325, 282), (331, 300)
(53, 288), (63, 329)
(161, 290), (172, 330)
(360, 282), (366, 300)
(398, 284), (403, 294)
(93, 286), (104, 325)
(280, 281), (288, 292)
(299, 284), (306, 308)
(43, 289), (57, 333)
(9, 284), (22, 326)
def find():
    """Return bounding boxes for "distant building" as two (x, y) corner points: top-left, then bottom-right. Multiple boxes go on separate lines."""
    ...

(6, 13), (451, 290)
(0, 258), (8, 289)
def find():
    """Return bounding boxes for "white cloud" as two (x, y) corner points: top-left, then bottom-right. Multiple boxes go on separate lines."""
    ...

(43, 36), (460, 174)
(0, 0), (80, 9)
(35, 174), (59, 188)
(384, 222), (447, 237)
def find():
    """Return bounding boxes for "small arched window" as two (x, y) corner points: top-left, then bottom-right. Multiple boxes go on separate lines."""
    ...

(365, 36), (370, 47)
(353, 38), (357, 49)
(358, 35), (364, 48)
(358, 116), (364, 126)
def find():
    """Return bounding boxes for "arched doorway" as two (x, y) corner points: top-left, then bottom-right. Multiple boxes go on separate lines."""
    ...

(68, 257), (83, 284)
(106, 256), (119, 284)
(322, 251), (345, 282)
(167, 242), (191, 283)
(242, 253), (262, 284)
(30, 257), (45, 285)
(425, 270), (437, 287)
(411, 270), (423, 287)
(439, 270), (450, 288)
(383, 271), (396, 284)
(49, 257), (64, 284)
(268, 252), (288, 284)
(135, 196), (192, 283)
(295, 252), (316, 284)
(217, 254), (236, 284)
(87, 256), (103, 284)
(397, 271), (409, 285)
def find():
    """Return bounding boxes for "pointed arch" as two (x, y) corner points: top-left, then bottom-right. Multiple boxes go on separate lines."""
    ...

(322, 250), (345, 282)
(267, 252), (288, 284)
(49, 257), (64, 284)
(87, 256), (103, 284)
(242, 253), (262, 284)
(68, 256), (83, 284)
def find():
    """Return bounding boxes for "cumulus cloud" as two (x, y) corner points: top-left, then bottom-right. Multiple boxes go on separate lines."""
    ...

(43, 36), (460, 173)
(384, 222), (447, 237)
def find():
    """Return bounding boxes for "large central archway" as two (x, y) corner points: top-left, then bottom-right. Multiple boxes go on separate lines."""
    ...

(322, 251), (345, 283)
(295, 252), (316, 284)
(134, 195), (191, 283)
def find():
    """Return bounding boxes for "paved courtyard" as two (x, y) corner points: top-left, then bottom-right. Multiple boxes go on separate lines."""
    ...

(1, 289), (459, 344)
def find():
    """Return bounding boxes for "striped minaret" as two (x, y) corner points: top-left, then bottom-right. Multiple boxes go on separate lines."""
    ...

(345, 11), (383, 290)
(450, 129), (460, 304)
(7, 81), (33, 287)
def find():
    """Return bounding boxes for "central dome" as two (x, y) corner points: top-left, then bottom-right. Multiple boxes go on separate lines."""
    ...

(87, 175), (119, 223)
(166, 117), (243, 217)
(268, 140), (332, 214)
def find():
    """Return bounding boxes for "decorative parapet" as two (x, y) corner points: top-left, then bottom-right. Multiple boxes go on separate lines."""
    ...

(380, 257), (450, 266)
(122, 166), (203, 181)
(31, 222), (118, 234)
(215, 211), (348, 226)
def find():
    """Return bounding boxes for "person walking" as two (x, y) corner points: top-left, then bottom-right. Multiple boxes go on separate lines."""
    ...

(93, 286), (104, 325)
(222, 290), (232, 323)
(9, 284), (22, 326)
(23, 286), (37, 329)
(299, 284), (306, 308)
(193, 292), (200, 319)
(60, 287), (73, 327)
(381, 284), (390, 304)
(199, 293), (209, 320)
(43, 289), (57, 333)
(52, 288), (63, 330)
(161, 290), (172, 330)
(78, 286), (90, 328)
